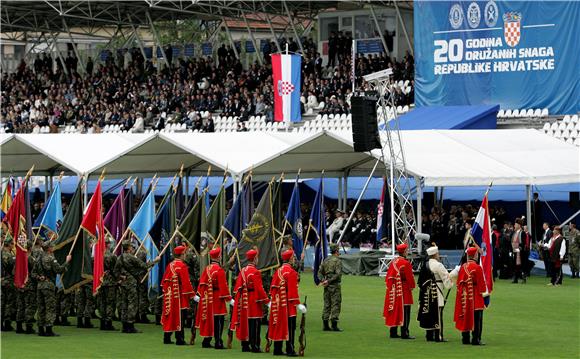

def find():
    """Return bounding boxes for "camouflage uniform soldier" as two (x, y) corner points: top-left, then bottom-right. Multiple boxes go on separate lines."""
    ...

(567, 223), (580, 278)
(318, 243), (343, 332)
(31, 241), (71, 336)
(136, 249), (151, 323)
(114, 240), (159, 333)
(76, 282), (95, 328)
(1, 238), (16, 332)
(55, 290), (72, 326)
(99, 238), (117, 330)
(17, 241), (43, 334)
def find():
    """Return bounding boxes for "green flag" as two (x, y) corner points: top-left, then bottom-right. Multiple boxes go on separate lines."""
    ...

(206, 185), (225, 245)
(272, 177), (284, 237)
(176, 195), (203, 253)
(238, 183), (279, 271)
(53, 182), (92, 292)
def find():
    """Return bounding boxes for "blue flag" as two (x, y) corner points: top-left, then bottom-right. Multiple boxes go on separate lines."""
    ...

(309, 177), (328, 285)
(202, 177), (211, 214)
(148, 195), (174, 299)
(128, 191), (156, 243)
(33, 181), (64, 241)
(223, 186), (244, 242)
(285, 178), (303, 260)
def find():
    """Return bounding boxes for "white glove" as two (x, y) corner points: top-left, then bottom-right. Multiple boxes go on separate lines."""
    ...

(267, 302), (271, 309)
(514, 248), (520, 253)
(450, 266), (460, 279)
(229, 299), (235, 306)
(482, 291), (490, 297)
(297, 304), (307, 314)
(193, 295), (200, 303)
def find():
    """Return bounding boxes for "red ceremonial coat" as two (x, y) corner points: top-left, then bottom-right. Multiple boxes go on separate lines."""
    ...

(268, 263), (300, 342)
(454, 260), (487, 332)
(230, 263), (269, 341)
(383, 256), (415, 327)
(160, 259), (195, 332)
(195, 262), (231, 337)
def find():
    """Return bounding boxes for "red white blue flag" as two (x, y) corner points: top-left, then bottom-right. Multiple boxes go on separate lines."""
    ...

(470, 193), (493, 305)
(271, 53), (301, 122)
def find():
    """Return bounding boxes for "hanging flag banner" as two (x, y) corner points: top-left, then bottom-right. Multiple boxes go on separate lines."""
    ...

(414, 1), (580, 114)
(271, 53), (302, 122)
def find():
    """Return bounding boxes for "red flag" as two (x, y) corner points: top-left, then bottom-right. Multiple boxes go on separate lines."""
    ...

(81, 181), (105, 294)
(5, 180), (29, 289)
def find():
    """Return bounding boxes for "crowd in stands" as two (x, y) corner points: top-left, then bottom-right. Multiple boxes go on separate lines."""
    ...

(1, 35), (415, 134)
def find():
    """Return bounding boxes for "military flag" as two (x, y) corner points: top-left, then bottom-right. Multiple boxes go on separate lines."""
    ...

(202, 176), (211, 214)
(53, 181), (92, 292)
(1, 179), (13, 220)
(148, 192), (175, 299)
(309, 176), (328, 285)
(5, 173), (31, 289)
(124, 184), (135, 225)
(238, 182), (279, 270)
(80, 180), (105, 294)
(33, 181), (63, 242)
(284, 176), (303, 259)
(471, 191), (493, 306)
(104, 187), (126, 255)
(175, 194), (203, 252)
(272, 176), (284, 236)
(206, 184), (225, 246)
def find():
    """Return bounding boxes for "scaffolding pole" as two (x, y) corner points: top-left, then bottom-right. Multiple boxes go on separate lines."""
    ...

(283, 0), (304, 54)
(265, 13), (282, 52)
(369, 6), (391, 57)
(393, 0), (413, 56)
(62, 17), (86, 74)
(242, 13), (263, 65)
(222, 17), (239, 59)
(146, 11), (170, 69)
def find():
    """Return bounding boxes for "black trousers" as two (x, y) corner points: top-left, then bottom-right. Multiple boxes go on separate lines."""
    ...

(214, 315), (225, 346)
(463, 310), (484, 344)
(402, 305), (412, 337)
(551, 263), (563, 285)
(242, 318), (262, 351)
(426, 307), (444, 341)
(273, 316), (296, 354)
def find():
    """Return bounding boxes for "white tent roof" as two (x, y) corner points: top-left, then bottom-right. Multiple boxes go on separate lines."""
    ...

(1, 130), (578, 186)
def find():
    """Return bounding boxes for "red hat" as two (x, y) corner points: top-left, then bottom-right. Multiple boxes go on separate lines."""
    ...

(246, 249), (258, 262)
(281, 249), (294, 262)
(396, 243), (408, 254)
(466, 247), (478, 257)
(173, 245), (186, 255)
(209, 247), (221, 260)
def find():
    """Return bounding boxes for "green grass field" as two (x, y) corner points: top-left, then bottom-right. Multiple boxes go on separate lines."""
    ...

(2, 275), (579, 359)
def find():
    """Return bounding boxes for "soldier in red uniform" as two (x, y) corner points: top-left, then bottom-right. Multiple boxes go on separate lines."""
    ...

(383, 243), (416, 339)
(231, 249), (269, 352)
(453, 246), (488, 345)
(195, 247), (233, 349)
(268, 249), (306, 356)
(160, 245), (195, 345)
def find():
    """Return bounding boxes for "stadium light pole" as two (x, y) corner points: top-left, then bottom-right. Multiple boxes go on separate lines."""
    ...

(369, 5), (391, 58)
(393, 1), (413, 56)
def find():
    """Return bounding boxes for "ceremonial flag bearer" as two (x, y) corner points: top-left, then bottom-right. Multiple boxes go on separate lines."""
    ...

(231, 249), (269, 353)
(195, 247), (233, 349)
(383, 243), (416, 339)
(161, 245), (195, 345)
(268, 249), (306, 356)
(453, 246), (488, 345)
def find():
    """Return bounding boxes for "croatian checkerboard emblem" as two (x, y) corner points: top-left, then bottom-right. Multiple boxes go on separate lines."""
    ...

(503, 12), (522, 47)
(277, 80), (295, 96)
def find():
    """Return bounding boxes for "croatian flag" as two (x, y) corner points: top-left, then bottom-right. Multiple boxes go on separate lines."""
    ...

(272, 53), (301, 122)
(470, 193), (493, 305)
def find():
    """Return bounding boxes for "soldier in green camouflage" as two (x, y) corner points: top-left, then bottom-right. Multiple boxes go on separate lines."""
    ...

(113, 240), (159, 333)
(16, 241), (43, 334)
(31, 241), (71, 336)
(567, 223), (580, 278)
(55, 290), (72, 326)
(76, 281), (95, 328)
(135, 249), (151, 323)
(1, 238), (16, 332)
(318, 243), (343, 332)
(99, 238), (118, 330)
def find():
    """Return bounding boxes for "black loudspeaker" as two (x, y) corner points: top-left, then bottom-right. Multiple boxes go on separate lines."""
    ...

(571, 192), (580, 209)
(351, 94), (381, 152)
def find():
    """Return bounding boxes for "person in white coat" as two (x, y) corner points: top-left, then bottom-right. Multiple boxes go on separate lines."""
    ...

(426, 246), (454, 342)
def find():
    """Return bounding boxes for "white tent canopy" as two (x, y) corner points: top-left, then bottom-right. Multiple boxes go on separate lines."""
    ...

(1, 130), (578, 186)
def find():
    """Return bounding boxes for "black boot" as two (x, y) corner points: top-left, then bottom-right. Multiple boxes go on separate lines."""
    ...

(54, 316), (62, 325)
(202, 337), (213, 348)
(77, 317), (84, 328)
(140, 314), (151, 324)
(84, 317), (94, 328)
(15, 321), (25, 334)
(3, 320), (14, 332)
(331, 320), (343, 332)
(38, 326), (46, 337)
(389, 327), (400, 338)
(25, 323), (36, 334)
(175, 330), (186, 345)
(105, 320), (117, 331)
(60, 316), (71, 326)
(155, 314), (161, 325)
(127, 322), (141, 333)
(323, 320), (331, 331)
(462, 332), (471, 345)
(99, 320), (106, 330)
(273, 342), (284, 356)
(45, 326), (60, 337)
(164, 332), (174, 344)
(242, 341), (252, 352)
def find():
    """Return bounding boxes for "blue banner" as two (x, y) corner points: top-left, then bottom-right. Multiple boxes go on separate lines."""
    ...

(245, 40), (255, 53)
(414, 1), (580, 114)
(184, 44), (194, 57)
(144, 47), (153, 59)
(201, 43), (212, 56)
(356, 39), (384, 54)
